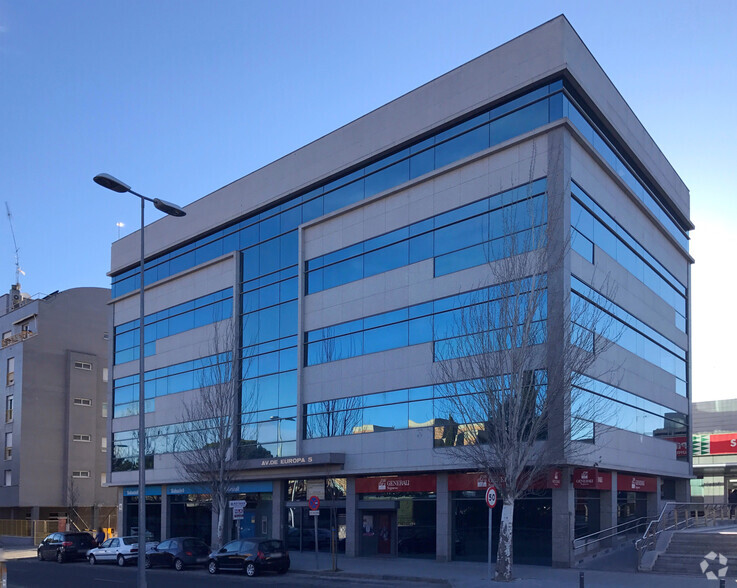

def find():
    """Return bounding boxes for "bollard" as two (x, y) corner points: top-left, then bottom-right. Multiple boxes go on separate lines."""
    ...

(579, 571), (584, 588)
(720, 578), (725, 588)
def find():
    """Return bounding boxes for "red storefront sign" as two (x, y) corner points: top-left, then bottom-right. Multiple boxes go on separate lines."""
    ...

(356, 475), (436, 494)
(618, 474), (657, 493)
(448, 469), (563, 492)
(448, 473), (491, 491)
(548, 468), (562, 488)
(663, 436), (688, 457)
(572, 468), (612, 490)
(709, 433), (737, 455)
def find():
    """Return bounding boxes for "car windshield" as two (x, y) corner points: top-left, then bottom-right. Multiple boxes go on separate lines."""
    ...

(183, 539), (204, 549)
(122, 537), (137, 545)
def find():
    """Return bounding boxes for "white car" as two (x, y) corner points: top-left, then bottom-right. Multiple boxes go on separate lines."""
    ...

(87, 536), (142, 566)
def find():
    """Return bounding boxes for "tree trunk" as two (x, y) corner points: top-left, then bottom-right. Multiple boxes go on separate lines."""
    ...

(494, 499), (514, 582)
(216, 506), (226, 550)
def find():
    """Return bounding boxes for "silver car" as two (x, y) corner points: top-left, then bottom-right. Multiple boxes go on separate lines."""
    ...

(87, 536), (142, 566)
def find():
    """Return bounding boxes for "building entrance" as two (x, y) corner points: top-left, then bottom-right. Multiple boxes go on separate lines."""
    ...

(361, 511), (395, 556)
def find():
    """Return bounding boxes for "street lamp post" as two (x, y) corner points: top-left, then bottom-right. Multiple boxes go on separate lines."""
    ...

(94, 173), (186, 588)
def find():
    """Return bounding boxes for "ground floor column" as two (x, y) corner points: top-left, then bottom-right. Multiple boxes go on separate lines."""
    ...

(160, 490), (169, 541)
(345, 478), (358, 557)
(600, 472), (617, 546)
(647, 477), (662, 519)
(272, 479), (283, 539)
(552, 467), (574, 567)
(436, 472), (450, 562)
(674, 477), (690, 502)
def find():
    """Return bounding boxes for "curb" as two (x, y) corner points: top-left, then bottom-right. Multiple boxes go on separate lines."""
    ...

(291, 568), (452, 586)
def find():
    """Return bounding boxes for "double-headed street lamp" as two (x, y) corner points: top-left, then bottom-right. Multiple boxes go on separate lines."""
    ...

(94, 173), (186, 588)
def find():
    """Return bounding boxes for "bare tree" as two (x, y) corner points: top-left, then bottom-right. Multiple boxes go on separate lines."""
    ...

(173, 317), (243, 550)
(434, 171), (619, 581)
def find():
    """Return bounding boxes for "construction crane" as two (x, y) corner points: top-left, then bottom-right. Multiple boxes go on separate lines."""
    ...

(5, 202), (24, 285)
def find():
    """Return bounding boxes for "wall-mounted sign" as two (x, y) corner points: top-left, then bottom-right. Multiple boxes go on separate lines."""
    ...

(572, 468), (612, 490)
(236, 453), (345, 470)
(663, 436), (689, 457)
(618, 474), (657, 493)
(356, 474), (436, 494)
(708, 433), (737, 455)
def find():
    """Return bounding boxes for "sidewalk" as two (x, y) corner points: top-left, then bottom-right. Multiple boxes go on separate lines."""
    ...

(288, 551), (723, 587)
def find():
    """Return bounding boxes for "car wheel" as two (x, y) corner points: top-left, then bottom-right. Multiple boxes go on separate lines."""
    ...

(277, 566), (287, 574)
(207, 560), (218, 575)
(117, 554), (126, 567)
(245, 561), (258, 577)
(174, 558), (184, 571)
(145, 556), (152, 569)
(56, 551), (64, 564)
(89, 554), (97, 565)
(37, 550), (43, 561)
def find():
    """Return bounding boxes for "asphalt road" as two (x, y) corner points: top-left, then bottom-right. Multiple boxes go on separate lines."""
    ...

(6, 557), (390, 588)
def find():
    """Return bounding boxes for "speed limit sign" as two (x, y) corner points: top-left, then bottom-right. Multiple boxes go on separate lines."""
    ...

(485, 486), (497, 508)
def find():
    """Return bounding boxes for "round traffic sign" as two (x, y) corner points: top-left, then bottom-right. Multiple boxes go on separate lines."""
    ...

(308, 495), (320, 510)
(485, 486), (497, 509)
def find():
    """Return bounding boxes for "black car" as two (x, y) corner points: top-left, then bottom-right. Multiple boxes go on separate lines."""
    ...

(207, 538), (289, 577)
(145, 536), (210, 570)
(37, 532), (97, 563)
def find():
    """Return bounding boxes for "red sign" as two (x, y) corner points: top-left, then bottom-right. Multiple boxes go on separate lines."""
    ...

(709, 433), (737, 455)
(485, 487), (497, 508)
(572, 468), (612, 490)
(355, 475), (436, 494)
(448, 473), (491, 492)
(448, 470), (562, 492)
(663, 436), (688, 457)
(308, 496), (320, 510)
(618, 474), (657, 493)
(548, 468), (562, 488)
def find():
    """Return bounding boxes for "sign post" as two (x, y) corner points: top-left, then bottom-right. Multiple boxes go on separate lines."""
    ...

(485, 486), (497, 580)
(309, 495), (320, 569)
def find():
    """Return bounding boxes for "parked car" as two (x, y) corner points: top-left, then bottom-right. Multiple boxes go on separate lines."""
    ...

(37, 532), (97, 563)
(87, 536), (143, 566)
(145, 537), (210, 570)
(207, 538), (289, 577)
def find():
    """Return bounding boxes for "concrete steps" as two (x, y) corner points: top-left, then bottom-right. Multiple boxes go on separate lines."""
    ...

(652, 531), (737, 576)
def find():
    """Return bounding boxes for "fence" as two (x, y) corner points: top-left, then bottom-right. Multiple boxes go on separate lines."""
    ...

(0, 519), (62, 545)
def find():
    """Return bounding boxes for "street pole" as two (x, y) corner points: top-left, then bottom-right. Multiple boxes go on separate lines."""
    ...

(314, 512), (319, 570)
(93, 173), (186, 588)
(137, 196), (146, 588)
(487, 506), (493, 580)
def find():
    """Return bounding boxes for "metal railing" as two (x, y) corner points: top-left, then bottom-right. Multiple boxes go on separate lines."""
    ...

(0, 519), (60, 545)
(635, 502), (733, 567)
(573, 516), (650, 553)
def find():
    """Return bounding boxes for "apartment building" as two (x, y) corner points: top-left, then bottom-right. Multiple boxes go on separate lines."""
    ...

(0, 284), (116, 530)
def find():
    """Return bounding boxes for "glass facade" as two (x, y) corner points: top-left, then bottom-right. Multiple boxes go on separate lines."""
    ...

(572, 375), (687, 444)
(306, 179), (547, 293)
(114, 288), (232, 365)
(571, 182), (687, 331)
(572, 277), (687, 396)
(452, 490), (552, 565)
(305, 278), (547, 366)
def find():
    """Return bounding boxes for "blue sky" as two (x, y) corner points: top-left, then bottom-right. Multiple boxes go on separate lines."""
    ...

(1, 0), (735, 401)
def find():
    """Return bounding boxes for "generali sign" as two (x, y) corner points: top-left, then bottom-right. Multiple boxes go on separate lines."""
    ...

(618, 474), (657, 493)
(355, 475), (436, 494)
(447, 469), (563, 492)
(572, 468), (612, 490)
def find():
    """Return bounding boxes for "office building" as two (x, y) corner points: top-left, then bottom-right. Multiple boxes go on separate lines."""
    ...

(691, 400), (737, 504)
(108, 16), (692, 566)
